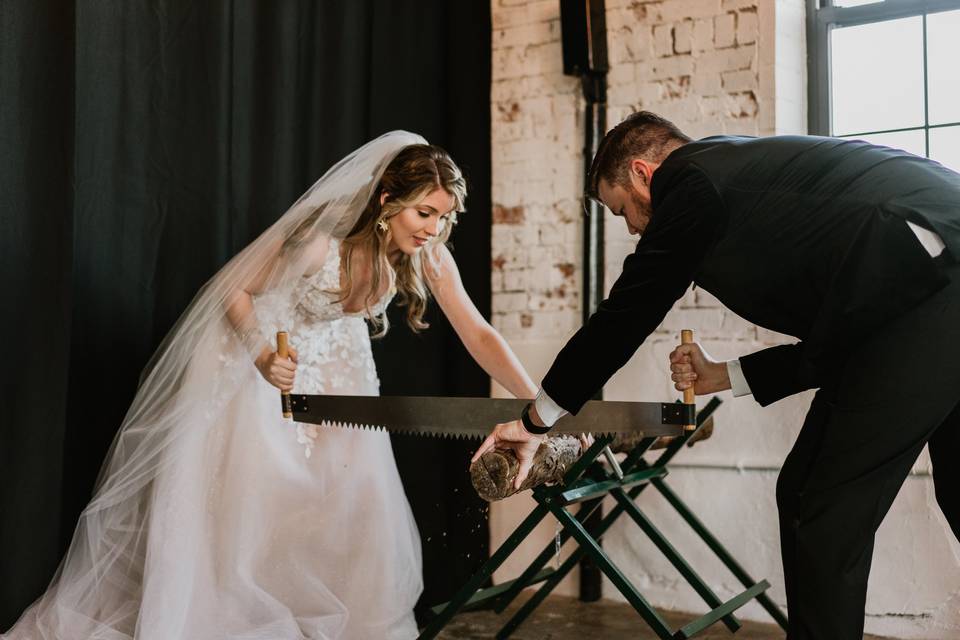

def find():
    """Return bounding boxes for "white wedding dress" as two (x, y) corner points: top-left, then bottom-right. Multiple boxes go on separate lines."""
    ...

(5, 237), (422, 639)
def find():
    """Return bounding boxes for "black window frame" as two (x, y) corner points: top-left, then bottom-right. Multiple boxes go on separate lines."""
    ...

(807, 0), (960, 149)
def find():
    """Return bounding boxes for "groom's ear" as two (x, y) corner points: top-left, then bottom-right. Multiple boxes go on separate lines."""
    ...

(628, 158), (654, 192)
(631, 158), (653, 181)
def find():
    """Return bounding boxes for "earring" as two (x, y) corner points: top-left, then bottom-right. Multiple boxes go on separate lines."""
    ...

(376, 217), (389, 233)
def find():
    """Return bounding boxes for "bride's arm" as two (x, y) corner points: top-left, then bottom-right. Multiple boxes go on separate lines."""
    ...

(425, 244), (537, 400)
(222, 235), (328, 389)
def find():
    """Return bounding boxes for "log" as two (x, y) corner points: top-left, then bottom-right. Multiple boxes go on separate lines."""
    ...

(470, 416), (714, 502)
(471, 435), (583, 502)
(614, 413), (715, 452)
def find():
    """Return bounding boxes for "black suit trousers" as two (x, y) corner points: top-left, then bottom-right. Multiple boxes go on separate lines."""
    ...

(775, 259), (960, 640)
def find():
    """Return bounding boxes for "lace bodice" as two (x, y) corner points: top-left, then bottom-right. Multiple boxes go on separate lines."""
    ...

(292, 238), (394, 322)
(255, 238), (395, 457)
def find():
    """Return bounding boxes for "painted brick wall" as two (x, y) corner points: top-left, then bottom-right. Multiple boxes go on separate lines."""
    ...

(490, 0), (784, 343)
(490, 0), (583, 343)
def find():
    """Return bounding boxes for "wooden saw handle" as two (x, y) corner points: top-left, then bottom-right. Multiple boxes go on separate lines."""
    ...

(277, 331), (292, 419)
(681, 329), (696, 431)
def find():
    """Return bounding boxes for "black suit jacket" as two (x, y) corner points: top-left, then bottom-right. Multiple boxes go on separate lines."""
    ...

(542, 135), (960, 410)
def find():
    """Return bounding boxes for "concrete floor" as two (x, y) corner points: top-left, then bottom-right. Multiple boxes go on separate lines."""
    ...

(435, 592), (894, 639)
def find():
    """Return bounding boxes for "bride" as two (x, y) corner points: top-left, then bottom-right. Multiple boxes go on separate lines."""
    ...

(4, 132), (537, 639)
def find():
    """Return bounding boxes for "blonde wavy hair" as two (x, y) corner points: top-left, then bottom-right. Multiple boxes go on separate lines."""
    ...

(300, 144), (467, 336)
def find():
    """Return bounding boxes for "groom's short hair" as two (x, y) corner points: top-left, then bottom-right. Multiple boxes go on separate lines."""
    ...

(586, 111), (691, 200)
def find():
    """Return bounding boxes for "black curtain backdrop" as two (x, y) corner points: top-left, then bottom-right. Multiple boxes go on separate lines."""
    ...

(1, 1), (491, 628)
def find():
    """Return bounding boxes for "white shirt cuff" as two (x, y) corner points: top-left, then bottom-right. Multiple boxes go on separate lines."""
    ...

(907, 220), (945, 258)
(534, 388), (568, 427)
(726, 359), (752, 397)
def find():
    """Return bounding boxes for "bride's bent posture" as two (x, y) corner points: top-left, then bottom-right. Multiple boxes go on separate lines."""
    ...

(4, 132), (537, 640)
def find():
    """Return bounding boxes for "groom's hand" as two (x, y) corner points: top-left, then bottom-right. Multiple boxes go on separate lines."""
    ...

(669, 341), (731, 394)
(472, 420), (544, 490)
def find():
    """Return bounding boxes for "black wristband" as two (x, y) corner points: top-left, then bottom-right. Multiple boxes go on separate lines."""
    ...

(521, 402), (551, 435)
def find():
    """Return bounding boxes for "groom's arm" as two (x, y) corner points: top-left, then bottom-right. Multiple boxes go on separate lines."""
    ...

(736, 343), (811, 406)
(540, 167), (724, 416)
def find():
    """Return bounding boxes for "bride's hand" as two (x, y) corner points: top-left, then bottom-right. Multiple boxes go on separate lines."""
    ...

(255, 346), (298, 391)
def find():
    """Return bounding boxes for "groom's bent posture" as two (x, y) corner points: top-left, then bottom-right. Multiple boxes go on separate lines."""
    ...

(474, 112), (960, 639)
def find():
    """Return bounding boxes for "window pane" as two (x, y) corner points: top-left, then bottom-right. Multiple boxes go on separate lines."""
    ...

(843, 129), (926, 157)
(929, 125), (960, 173)
(927, 9), (960, 126)
(833, 1), (883, 6)
(831, 17), (924, 135)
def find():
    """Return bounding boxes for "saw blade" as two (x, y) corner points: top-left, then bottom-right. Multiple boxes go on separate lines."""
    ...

(286, 394), (690, 439)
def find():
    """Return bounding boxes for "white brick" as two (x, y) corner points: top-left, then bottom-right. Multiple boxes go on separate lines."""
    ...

(538, 310), (581, 336)
(721, 0), (758, 10)
(657, 0), (723, 22)
(498, 291), (529, 313)
(737, 9), (759, 45)
(730, 90), (759, 118)
(662, 75), (692, 100)
(607, 63), (638, 87)
(493, 21), (558, 48)
(491, 79), (519, 102)
(721, 69), (757, 92)
(692, 72), (723, 96)
(677, 287), (698, 308)
(694, 288), (723, 308)
(526, 0), (560, 24)
(529, 290), (575, 312)
(490, 224), (513, 246)
(493, 46), (528, 80)
(492, 120), (523, 142)
(497, 249), (526, 270)
(492, 0), (558, 29)
(691, 18), (714, 52)
(698, 95), (723, 118)
(491, 269), (504, 293)
(502, 269), (527, 292)
(658, 307), (725, 334)
(653, 24), (674, 57)
(673, 20), (693, 54)
(714, 12), (736, 48)
(719, 308), (758, 340)
(554, 199), (583, 223)
(755, 326), (793, 345)
(720, 116), (760, 135)
(694, 44), (756, 73)
(663, 96), (702, 124)
(630, 81), (663, 106)
(491, 5), (527, 30)
(538, 223), (565, 245)
(604, 103), (635, 128)
(491, 311), (524, 338)
(606, 5), (639, 31)
(646, 55), (696, 80)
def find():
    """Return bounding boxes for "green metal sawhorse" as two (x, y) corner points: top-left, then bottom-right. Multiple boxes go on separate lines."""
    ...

(418, 397), (789, 639)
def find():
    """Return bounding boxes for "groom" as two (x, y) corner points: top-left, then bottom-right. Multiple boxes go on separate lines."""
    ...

(473, 111), (960, 639)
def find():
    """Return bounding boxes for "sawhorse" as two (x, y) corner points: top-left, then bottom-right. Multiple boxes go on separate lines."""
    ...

(418, 397), (788, 639)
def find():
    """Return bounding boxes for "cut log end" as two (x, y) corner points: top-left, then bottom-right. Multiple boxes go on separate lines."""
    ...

(470, 435), (581, 502)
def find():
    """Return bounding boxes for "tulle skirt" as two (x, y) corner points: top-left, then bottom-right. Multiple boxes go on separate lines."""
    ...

(5, 373), (422, 640)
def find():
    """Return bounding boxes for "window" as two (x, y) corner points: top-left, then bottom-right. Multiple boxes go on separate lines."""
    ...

(808, 0), (960, 171)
